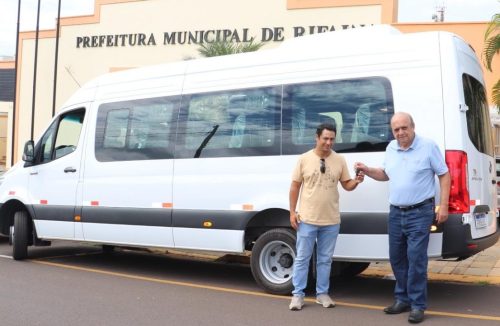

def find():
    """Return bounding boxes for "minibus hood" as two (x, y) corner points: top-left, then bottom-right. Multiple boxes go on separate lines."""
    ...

(0, 162), (22, 181)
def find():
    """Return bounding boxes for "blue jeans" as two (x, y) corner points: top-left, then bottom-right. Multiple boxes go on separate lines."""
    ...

(292, 222), (340, 297)
(388, 202), (434, 310)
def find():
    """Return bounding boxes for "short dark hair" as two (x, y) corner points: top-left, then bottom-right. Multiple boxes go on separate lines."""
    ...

(316, 122), (336, 137)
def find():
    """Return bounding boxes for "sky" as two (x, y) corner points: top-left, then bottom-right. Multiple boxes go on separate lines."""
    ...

(0, 0), (499, 57)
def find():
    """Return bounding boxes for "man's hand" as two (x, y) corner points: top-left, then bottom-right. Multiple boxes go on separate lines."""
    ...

(353, 162), (389, 181)
(290, 211), (300, 230)
(435, 205), (449, 224)
(354, 162), (368, 174)
(354, 171), (365, 184)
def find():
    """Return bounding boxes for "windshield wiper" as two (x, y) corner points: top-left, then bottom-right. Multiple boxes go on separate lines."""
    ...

(194, 125), (219, 158)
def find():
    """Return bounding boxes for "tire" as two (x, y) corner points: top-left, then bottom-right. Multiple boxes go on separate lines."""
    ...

(8, 225), (13, 246)
(332, 261), (370, 279)
(250, 228), (296, 295)
(12, 210), (30, 260)
(102, 245), (115, 253)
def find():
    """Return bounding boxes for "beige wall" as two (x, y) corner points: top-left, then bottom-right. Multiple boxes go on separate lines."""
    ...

(0, 102), (13, 169)
(18, 39), (57, 150)
(0, 61), (14, 168)
(0, 114), (6, 167)
(287, 0), (397, 23)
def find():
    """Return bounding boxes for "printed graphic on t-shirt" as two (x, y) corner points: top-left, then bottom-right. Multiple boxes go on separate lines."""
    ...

(309, 167), (336, 190)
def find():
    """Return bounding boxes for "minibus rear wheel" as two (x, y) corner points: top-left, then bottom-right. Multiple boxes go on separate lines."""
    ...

(12, 210), (30, 260)
(102, 245), (115, 253)
(340, 262), (370, 278)
(250, 228), (296, 295)
(331, 261), (370, 279)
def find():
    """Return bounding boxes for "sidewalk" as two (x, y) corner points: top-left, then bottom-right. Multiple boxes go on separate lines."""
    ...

(362, 237), (500, 285)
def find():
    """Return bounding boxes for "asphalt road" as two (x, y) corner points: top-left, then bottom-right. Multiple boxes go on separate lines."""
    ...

(0, 239), (499, 326)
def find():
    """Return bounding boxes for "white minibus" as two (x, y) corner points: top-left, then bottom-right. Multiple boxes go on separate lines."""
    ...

(0, 26), (498, 294)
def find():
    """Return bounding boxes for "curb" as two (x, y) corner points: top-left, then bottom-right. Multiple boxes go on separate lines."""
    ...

(361, 269), (500, 285)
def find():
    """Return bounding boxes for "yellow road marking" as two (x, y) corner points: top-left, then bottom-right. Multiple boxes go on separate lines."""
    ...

(31, 258), (287, 298)
(30, 251), (102, 260)
(31, 258), (500, 322)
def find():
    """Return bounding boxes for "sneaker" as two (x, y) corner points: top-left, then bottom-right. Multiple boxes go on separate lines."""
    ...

(289, 296), (304, 311)
(316, 294), (336, 308)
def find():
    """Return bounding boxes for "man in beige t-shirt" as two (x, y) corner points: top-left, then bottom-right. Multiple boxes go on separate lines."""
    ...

(289, 123), (364, 311)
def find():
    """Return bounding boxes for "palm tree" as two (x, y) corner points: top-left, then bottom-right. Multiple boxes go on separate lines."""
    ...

(483, 13), (500, 109)
(198, 40), (264, 57)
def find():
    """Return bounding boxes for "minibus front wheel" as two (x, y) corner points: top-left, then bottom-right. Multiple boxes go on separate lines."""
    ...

(11, 210), (30, 260)
(250, 228), (296, 295)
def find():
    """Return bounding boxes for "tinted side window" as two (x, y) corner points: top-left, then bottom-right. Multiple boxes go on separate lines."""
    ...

(283, 77), (394, 154)
(95, 96), (179, 162)
(102, 109), (129, 149)
(463, 74), (494, 157)
(37, 109), (85, 164)
(176, 87), (280, 158)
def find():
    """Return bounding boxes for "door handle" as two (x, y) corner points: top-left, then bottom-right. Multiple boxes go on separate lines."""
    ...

(64, 167), (77, 173)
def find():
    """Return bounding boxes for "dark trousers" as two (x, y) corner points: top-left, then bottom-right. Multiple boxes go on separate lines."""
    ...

(388, 201), (434, 310)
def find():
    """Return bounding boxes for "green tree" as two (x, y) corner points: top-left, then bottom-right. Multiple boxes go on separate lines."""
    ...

(198, 40), (264, 57)
(483, 12), (500, 109)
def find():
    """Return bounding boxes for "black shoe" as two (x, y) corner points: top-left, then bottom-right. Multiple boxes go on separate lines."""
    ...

(384, 301), (411, 314)
(408, 309), (424, 323)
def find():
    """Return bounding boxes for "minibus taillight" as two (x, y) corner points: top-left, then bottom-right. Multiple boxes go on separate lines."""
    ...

(445, 150), (470, 214)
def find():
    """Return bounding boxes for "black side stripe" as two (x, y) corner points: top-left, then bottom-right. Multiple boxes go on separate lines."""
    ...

(31, 205), (393, 234)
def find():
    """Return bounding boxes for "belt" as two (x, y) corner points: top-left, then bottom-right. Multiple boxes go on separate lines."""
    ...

(391, 198), (434, 211)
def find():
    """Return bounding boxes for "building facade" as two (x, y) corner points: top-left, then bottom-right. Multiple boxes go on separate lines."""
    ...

(0, 60), (15, 170)
(0, 0), (498, 167)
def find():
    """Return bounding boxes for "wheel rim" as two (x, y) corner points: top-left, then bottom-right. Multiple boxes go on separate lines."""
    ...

(259, 240), (295, 284)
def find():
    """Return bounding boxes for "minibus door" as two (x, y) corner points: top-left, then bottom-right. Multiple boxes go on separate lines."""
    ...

(80, 96), (178, 248)
(461, 74), (498, 239)
(28, 108), (86, 240)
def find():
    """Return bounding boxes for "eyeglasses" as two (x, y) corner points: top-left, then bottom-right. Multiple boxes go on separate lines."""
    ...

(320, 159), (325, 174)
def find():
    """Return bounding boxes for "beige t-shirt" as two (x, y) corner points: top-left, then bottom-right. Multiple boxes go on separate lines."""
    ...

(292, 149), (351, 225)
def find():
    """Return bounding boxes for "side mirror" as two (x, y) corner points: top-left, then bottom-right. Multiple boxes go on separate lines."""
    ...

(22, 140), (35, 163)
